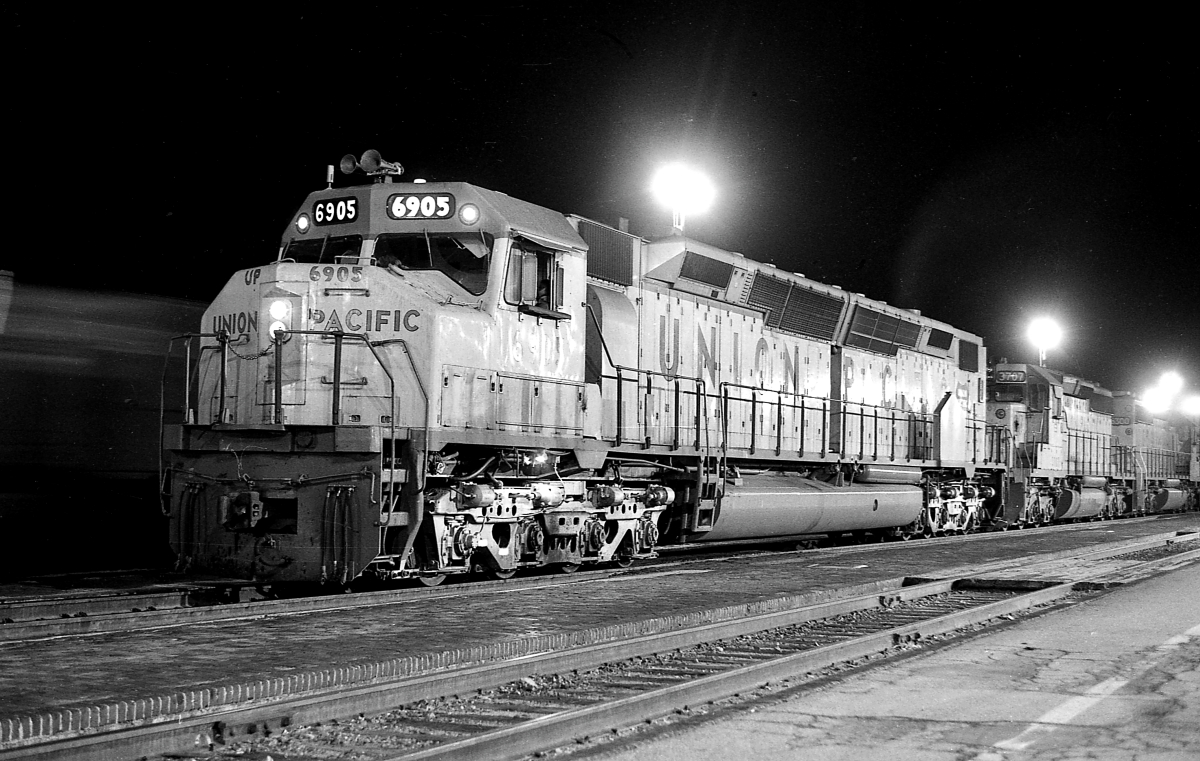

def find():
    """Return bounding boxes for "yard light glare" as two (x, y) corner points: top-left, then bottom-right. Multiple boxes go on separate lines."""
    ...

(1159, 371), (1184, 398)
(1142, 387), (1172, 416)
(651, 163), (716, 235)
(1181, 395), (1200, 417)
(1027, 317), (1062, 366)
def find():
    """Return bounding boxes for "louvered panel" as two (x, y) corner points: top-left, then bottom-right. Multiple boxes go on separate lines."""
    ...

(845, 305), (921, 357)
(746, 273), (790, 327)
(894, 319), (921, 348)
(776, 286), (844, 342)
(577, 219), (634, 286)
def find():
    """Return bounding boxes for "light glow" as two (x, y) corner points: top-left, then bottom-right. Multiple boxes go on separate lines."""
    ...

(295, 214), (310, 233)
(459, 203), (480, 225)
(1181, 395), (1200, 417)
(1027, 317), (1062, 366)
(1159, 371), (1184, 397)
(651, 163), (716, 233)
(1027, 318), (1062, 351)
(1142, 387), (1173, 416)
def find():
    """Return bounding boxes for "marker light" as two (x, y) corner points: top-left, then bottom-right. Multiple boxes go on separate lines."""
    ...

(269, 300), (291, 321)
(1182, 395), (1200, 417)
(459, 203), (480, 225)
(295, 214), (311, 233)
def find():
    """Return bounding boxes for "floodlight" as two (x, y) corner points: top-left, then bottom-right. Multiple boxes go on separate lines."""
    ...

(1027, 318), (1062, 366)
(651, 163), (716, 234)
(1159, 371), (1184, 397)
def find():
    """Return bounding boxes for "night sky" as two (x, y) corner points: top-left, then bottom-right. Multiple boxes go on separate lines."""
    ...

(7, 4), (1196, 397)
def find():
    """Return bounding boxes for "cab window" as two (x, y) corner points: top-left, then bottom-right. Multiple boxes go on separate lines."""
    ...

(282, 235), (363, 264)
(504, 241), (567, 317)
(991, 385), (1025, 404)
(373, 232), (493, 295)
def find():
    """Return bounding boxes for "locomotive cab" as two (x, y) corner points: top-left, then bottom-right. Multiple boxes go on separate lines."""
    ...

(162, 159), (665, 585)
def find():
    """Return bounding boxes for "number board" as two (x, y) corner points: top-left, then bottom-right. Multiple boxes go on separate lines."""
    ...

(995, 370), (1027, 383)
(387, 193), (455, 220)
(313, 197), (359, 225)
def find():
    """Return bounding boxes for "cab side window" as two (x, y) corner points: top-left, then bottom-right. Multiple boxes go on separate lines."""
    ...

(505, 242), (567, 317)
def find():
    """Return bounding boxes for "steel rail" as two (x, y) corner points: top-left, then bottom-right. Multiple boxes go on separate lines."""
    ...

(1, 518), (1192, 641)
(386, 544), (1200, 761)
(4, 543), (1200, 761)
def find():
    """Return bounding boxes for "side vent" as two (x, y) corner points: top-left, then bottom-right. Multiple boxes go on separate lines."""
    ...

(577, 219), (634, 286)
(845, 305), (921, 356)
(958, 340), (980, 372)
(745, 272), (845, 342)
(679, 252), (734, 288)
(926, 328), (954, 351)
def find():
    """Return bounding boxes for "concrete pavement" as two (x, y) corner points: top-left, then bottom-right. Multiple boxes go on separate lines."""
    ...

(593, 557), (1200, 760)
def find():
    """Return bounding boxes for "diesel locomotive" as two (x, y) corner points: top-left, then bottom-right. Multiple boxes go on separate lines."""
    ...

(161, 152), (1198, 586)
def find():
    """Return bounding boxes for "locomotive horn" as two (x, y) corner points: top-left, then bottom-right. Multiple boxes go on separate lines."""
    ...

(359, 149), (403, 176)
(338, 154), (359, 175)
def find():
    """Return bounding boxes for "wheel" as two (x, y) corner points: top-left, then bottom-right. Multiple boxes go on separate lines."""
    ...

(614, 555), (635, 568)
(488, 568), (517, 580)
(557, 563), (581, 574)
(417, 574), (447, 587)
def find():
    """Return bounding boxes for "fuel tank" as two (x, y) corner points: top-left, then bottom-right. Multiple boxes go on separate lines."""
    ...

(1054, 487), (1106, 520)
(1152, 489), (1186, 512)
(698, 474), (923, 541)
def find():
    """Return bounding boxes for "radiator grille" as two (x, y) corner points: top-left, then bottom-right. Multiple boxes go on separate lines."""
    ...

(845, 306), (921, 356)
(747, 272), (845, 341)
(746, 273), (791, 327)
(777, 286), (845, 342)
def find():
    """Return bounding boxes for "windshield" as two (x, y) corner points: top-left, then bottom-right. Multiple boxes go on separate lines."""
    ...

(374, 232), (493, 295)
(282, 235), (363, 264)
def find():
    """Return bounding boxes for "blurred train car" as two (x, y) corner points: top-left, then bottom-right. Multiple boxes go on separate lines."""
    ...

(985, 363), (1199, 526)
(0, 271), (205, 579)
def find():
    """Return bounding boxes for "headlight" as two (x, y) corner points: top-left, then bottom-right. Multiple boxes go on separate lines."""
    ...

(458, 203), (480, 225)
(266, 299), (294, 343)
(296, 214), (311, 233)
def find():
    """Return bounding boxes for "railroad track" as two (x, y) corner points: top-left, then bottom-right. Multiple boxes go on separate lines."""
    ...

(0, 515), (1185, 642)
(4, 530), (1198, 761)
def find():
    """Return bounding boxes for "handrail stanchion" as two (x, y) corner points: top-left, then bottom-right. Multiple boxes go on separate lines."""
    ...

(274, 334), (283, 424)
(184, 338), (193, 424)
(799, 396), (807, 457)
(219, 332), (229, 424)
(616, 367), (624, 446)
(332, 333), (343, 425)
